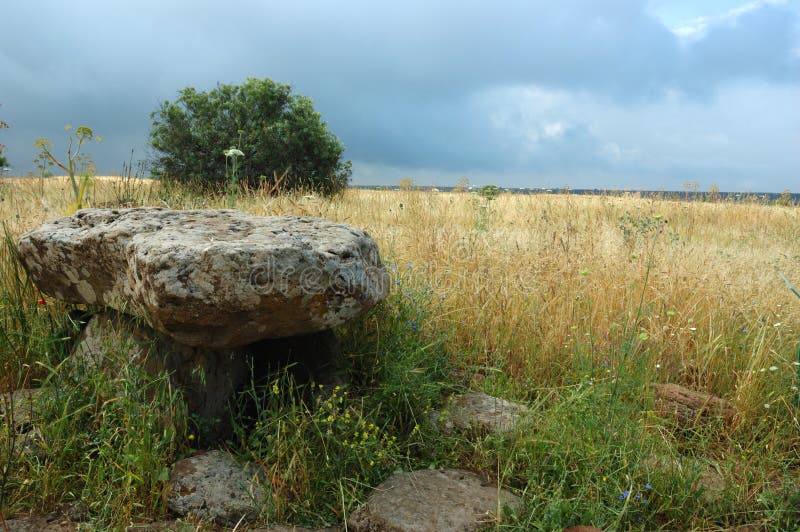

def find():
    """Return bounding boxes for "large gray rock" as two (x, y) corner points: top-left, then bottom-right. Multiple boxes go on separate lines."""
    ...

(18, 209), (389, 348)
(167, 450), (266, 526)
(348, 469), (520, 531)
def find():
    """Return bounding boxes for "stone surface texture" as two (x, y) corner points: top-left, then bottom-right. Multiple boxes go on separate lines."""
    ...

(642, 454), (728, 505)
(73, 311), (250, 440)
(167, 450), (266, 526)
(1, 515), (77, 531)
(18, 209), (389, 348)
(652, 383), (734, 426)
(348, 468), (520, 531)
(0, 387), (41, 430)
(432, 392), (529, 435)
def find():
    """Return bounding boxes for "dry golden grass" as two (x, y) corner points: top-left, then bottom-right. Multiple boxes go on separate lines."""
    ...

(2, 176), (799, 416)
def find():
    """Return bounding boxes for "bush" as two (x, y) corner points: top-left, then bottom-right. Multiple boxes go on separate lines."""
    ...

(149, 77), (352, 196)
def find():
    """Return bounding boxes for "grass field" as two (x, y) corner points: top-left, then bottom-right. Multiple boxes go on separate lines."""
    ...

(1, 176), (799, 530)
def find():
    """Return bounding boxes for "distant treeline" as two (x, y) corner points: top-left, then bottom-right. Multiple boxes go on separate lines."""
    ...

(352, 185), (799, 204)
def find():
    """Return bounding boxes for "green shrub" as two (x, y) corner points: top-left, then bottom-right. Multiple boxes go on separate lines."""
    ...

(149, 77), (352, 196)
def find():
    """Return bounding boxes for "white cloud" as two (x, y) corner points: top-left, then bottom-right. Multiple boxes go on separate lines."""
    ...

(668, 0), (788, 42)
(543, 122), (567, 139)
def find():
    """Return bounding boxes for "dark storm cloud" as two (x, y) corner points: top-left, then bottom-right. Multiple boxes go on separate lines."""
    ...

(0, 0), (798, 190)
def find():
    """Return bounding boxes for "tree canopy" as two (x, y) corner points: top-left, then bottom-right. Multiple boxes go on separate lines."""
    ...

(149, 78), (351, 196)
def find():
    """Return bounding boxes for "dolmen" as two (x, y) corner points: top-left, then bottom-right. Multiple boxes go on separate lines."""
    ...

(18, 208), (390, 440)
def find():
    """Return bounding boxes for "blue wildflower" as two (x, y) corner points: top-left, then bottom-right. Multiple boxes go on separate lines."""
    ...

(645, 483), (652, 490)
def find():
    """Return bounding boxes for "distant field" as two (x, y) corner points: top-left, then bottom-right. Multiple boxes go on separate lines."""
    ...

(2, 176), (800, 529)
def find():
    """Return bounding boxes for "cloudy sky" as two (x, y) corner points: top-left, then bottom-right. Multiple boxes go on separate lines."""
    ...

(1, 0), (799, 192)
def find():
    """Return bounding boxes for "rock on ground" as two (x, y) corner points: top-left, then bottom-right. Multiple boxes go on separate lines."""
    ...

(19, 209), (389, 348)
(71, 311), (343, 443)
(431, 392), (529, 435)
(0, 388), (41, 430)
(1, 388), (47, 457)
(252, 527), (340, 532)
(167, 450), (266, 526)
(72, 311), (250, 442)
(642, 455), (728, 505)
(348, 468), (521, 531)
(1, 514), (77, 531)
(652, 383), (734, 427)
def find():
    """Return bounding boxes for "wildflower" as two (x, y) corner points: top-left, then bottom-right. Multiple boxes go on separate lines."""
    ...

(764, 403), (770, 409)
(619, 490), (630, 500)
(37, 299), (45, 305)
(407, 262), (413, 268)
(645, 483), (652, 490)
(742, 327), (748, 333)
(223, 148), (245, 157)
(769, 366), (778, 372)
(188, 434), (195, 441)
(655, 364), (661, 369)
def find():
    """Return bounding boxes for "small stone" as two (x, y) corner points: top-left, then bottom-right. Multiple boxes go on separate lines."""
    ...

(641, 455), (728, 505)
(431, 392), (529, 435)
(0, 388), (42, 429)
(652, 383), (733, 427)
(167, 450), (266, 526)
(251, 527), (341, 532)
(348, 468), (521, 531)
(1, 514), (77, 531)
